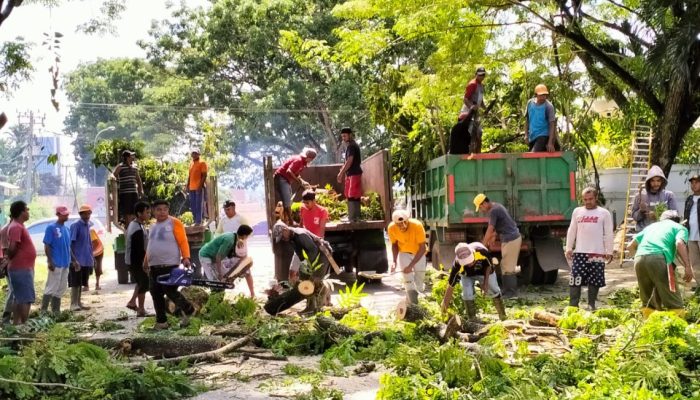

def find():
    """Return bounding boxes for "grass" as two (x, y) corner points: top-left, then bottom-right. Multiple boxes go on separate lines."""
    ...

(0, 258), (49, 310)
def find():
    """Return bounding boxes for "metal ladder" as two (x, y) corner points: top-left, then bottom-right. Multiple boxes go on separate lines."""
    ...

(618, 125), (653, 263)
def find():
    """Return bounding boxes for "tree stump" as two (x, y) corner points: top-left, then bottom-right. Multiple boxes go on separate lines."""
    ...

(395, 300), (429, 322)
(298, 280), (315, 296)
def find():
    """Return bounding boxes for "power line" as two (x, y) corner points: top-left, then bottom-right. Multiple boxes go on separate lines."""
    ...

(70, 102), (369, 114)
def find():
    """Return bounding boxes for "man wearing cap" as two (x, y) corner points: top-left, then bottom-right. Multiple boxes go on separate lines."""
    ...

(441, 242), (506, 320)
(337, 128), (363, 222)
(40, 206), (77, 315)
(187, 148), (208, 225)
(628, 210), (695, 318)
(112, 149), (143, 227)
(565, 187), (614, 311)
(684, 175), (700, 270)
(458, 67), (487, 154)
(300, 190), (328, 238)
(69, 205), (94, 311)
(525, 84), (559, 152)
(274, 148), (317, 224)
(474, 194), (522, 298)
(387, 209), (427, 304)
(215, 200), (248, 235)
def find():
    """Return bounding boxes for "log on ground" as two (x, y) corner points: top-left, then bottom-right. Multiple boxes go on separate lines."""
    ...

(87, 335), (226, 358)
(395, 300), (429, 322)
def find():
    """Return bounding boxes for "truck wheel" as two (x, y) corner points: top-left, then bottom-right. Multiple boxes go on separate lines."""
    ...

(530, 257), (558, 285)
(543, 269), (558, 285)
(517, 253), (534, 287)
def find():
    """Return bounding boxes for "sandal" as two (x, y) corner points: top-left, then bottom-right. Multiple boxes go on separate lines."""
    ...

(125, 304), (138, 311)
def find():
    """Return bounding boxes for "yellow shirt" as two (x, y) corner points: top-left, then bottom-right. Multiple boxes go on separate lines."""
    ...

(387, 219), (426, 255)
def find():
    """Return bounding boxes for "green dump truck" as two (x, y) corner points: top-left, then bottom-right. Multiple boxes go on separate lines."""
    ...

(411, 151), (578, 285)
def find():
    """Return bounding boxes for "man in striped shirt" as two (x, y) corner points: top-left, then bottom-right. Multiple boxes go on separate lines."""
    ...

(112, 150), (144, 227)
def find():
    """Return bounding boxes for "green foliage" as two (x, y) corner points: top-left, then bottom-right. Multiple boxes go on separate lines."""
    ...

(558, 306), (631, 335)
(337, 307), (377, 331)
(337, 281), (367, 309)
(178, 212), (194, 226)
(92, 139), (146, 170)
(360, 191), (384, 221)
(256, 318), (327, 356)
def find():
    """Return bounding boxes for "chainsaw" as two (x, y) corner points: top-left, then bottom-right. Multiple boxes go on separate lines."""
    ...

(157, 259), (252, 290)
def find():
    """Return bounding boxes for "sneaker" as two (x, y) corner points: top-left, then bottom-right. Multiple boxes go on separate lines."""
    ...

(154, 322), (169, 330)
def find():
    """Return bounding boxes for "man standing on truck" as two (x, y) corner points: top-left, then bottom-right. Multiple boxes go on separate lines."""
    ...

(474, 194), (522, 299)
(388, 209), (427, 304)
(274, 148), (317, 224)
(337, 127), (363, 222)
(628, 210), (695, 318)
(565, 187), (614, 311)
(112, 150), (144, 227)
(631, 165), (678, 232)
(458, 67), (486, 154)
(187, 148), (208, 226)
(524, 84), (559, 152)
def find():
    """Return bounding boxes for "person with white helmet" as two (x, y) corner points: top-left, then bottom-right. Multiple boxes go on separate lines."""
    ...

(628, 210), (695, 319)
(273, 148), (317, 224)
(441, 242), (506, 321)
(387, 209), (427, 304)
(524, 84), (559, 152)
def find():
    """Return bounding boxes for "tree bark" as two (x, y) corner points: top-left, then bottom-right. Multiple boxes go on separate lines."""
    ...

(87, 335), (227, 358)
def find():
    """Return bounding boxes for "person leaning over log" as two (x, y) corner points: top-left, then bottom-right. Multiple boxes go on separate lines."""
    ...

(441, 242), (507, 321)
(273, 148), (317, 224)
(266, 221), (331, 315)
(388, 209), (427, 304)
(628, 210), (695, 319)
(565, 187), (614, 311)
(199, 224), (255, 297)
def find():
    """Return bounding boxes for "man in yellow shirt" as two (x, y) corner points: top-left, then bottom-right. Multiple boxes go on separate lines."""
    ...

(387, 209), (426, 304)
(187, 148), (208, 225)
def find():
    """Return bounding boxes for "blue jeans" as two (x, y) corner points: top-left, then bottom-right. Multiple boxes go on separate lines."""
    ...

(461, 273), (501, 300)
(190, 189), (204, 224)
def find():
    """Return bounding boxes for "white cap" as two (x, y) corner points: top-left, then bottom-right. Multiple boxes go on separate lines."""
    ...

(391, 209), (410, 224)
(455, 242), (475, 266)
(660, 210), (679, 221)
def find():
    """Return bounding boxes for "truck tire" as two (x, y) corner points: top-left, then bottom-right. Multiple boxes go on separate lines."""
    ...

(530, 256), (559, 285)
(516, 253), (534, 287)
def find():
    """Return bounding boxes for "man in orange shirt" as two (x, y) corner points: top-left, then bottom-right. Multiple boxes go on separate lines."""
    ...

(187, 148), (208, 225)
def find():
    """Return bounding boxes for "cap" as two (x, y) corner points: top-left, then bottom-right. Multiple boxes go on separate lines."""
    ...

(340, 127), (353, 134)
(191, 148), (201, 154)
(391, 209), (410, 224)
(473, 193), (487, 212)
(660, 210), (679, 221)
(689, 174), (700, 183)
(475, 67), (486, 76)
(79, 204), (92, 213)
(455, 242), (475, 266)
(122, 150), (135, 157)
(534, 84), (549, 95)
(301, 190), (316, 201)
(55, 206), (69, 216)
(272, 220), (288, 243)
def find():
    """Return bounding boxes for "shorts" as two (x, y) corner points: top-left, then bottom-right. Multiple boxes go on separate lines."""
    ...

(528, 136), (561, 152)
(128, 263), (150, 293)
(118, 192), (140, 217)
(274, 175), (293, 207)
(570, 253), (606, 287)
(201, 256), (252, 281)
(344, 174), (363, 200)
(7, 269), (35, 304)
(68, 267), (93, 288)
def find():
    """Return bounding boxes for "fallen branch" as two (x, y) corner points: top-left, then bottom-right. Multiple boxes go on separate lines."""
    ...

(241, 352), (288, 361)
(121, 334), (252, 368)
(86, 335), (226, 358)
(0, 377), (88, 392)
(532, 311), (561, 327)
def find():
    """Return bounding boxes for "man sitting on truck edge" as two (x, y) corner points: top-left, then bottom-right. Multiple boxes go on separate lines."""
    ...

(274, 148), (317, 224)
(441, 242), (507, 321)
(337, 127), (363, 222)
(474, 194), (522, 299)
(631, 165), (678, 232)
(565, 187), (614, 311)
(388, 209), (427, 304)
(525, 84), (559, 152)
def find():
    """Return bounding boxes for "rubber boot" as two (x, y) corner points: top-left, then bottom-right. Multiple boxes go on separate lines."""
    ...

(40, 294), (51, 313)
(50, 296), (62, 316)
(492, 296), (507, 321)
(463, 299), (477, 320)
(569, 286), (582, 308)
(70, 287), (81, 311)
(587, 286), (599, 311)
(501, 275), (519, 299)
(1, 312), (11, 324)
(641, 307), (655, 319)
(407, 290), (419, 305)
(348, 200), (362, 222)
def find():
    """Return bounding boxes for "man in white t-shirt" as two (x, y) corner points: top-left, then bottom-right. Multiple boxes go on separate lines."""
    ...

(565, 187), (614, 310)
(215, 200), (248, 235)
(683, 174), (700, 270)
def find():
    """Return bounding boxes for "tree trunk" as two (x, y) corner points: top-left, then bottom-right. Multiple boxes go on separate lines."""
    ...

(395, 300), (429, 322)
(86, 336), (227, 358)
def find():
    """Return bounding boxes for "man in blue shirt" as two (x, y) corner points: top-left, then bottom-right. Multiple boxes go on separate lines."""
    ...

(525, 84), (559, 152)
(69, 204), (94, 311)
(41, 206), (77, 315)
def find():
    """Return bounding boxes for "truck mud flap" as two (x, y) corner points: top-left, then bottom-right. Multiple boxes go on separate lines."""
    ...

(533, 237), (569, 272)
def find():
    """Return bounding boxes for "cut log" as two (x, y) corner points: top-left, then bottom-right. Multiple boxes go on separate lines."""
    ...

(315, 315), (357, 339)
(396, 300), (429, 322)
(211, 324), (252, 337)
(326, 305), (360, 320)
(121, 334), (251, 368)
(462, 320), (488, 334)
(532, 311), (561, 327)
(86, 335), (227, 358)
(438, 315), (462, 343)
(298, 280), (315, 296)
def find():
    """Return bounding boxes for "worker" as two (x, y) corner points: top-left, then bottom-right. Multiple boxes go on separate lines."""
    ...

(336, 127), (363, 222)
(112, 149), (144, 227)
(460, 67), (486, 154)
(215, 200), (248, 235)
(125, 201), (151, 317)
(524, 84), (559, 152)
(441, 242), (507, 321)
(69, 204), (93, 311)
(565, 187), (614, 311)
(631, 165), (678, 232)
(274, 148), (317, 224)
(683, 174), (700, 269)
(474, 194), (522, 299)
(266, 221), (331, 315)
(628, 210), (695, 318)
(187, 148), (208, 226)
(300, 190), (328, 238)
(387, 209), (427, 304)
(199, 224), (255, 298)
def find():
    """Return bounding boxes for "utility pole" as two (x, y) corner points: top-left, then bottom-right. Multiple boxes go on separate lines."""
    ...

(16, 110), (46, 202)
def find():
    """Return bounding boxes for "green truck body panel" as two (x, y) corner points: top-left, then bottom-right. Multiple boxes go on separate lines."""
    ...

(414, 152), (578, 228)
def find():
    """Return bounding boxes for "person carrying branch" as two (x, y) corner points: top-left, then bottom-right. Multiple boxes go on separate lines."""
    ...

(441, 242), (506, 321)
(273, 148), (317, 224)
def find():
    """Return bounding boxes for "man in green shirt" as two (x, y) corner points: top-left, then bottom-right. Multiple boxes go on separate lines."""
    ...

(199, 225), (254, 297)
(628, 210), (695, 318)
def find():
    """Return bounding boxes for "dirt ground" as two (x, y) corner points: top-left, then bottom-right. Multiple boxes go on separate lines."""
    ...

(72, 238), (643, 399)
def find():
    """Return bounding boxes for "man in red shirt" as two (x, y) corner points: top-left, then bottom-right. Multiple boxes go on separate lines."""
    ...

(300, 190), (328, 238)
(5, 201), (37, 325)
(458, 67), (486, 154)
(274, 147), (317, 224)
